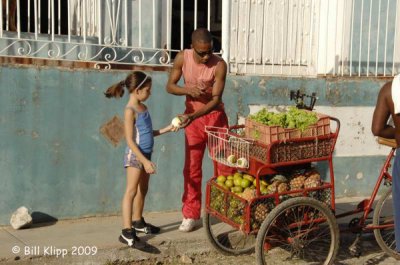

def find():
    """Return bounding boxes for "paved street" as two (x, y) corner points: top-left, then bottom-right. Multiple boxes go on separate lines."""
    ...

(1, 198), (399, 264)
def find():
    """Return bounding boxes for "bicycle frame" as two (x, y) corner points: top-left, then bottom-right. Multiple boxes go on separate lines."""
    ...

(335, 147), (396, 232)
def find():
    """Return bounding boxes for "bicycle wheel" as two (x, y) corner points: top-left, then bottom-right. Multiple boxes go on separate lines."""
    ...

(203, 212), (255, 255)
(373, 188), (400, 260)
(255, 197), (339, 265)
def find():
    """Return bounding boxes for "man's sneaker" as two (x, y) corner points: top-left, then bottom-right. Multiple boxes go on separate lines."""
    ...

(133, 217), (160, 234)
(178, 218), (197, 232)
(119, 228), (140, 247)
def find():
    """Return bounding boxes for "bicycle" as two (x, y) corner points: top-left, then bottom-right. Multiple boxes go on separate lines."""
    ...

(255, 136), (399, 264)
(340, 137), (399, 259)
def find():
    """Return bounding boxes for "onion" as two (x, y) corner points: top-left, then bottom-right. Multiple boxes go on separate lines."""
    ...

(227, 154), (237, 164)
(171, 117), (182, 127)
(237, 157), (248, 168)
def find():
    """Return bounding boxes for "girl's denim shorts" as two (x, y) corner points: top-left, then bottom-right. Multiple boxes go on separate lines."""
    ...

(124, 148), (152, 169)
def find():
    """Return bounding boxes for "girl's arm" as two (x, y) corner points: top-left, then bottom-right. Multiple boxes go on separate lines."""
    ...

(124, 108), (156, 174)
(153, 124), (176, 137)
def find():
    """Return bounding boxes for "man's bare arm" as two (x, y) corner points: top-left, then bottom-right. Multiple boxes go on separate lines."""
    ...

(371, 82), (396, 138)
(166, 51), (204, 98)
(186, 60), (227, 121)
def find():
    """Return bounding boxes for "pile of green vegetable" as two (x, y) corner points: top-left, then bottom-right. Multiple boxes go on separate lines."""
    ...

(248, 107), (318, 131)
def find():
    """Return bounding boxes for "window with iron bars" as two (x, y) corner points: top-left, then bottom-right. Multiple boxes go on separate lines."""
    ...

(228, 0), (400, 77)
(1, 0), (398, 76)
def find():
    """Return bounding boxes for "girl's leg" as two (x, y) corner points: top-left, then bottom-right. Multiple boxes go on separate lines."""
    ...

(133, 171), (150, 221)
(122, 167), (141, 229)
(132, 172), (160, 234)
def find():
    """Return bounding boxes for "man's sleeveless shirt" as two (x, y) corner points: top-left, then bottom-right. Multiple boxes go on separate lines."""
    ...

(182, 49), (224, 113)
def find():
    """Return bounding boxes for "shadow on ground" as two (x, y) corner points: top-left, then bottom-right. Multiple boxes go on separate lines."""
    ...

(30, 211), (58, 228)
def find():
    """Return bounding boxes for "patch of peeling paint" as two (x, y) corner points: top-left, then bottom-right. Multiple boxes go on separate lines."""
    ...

(32, 91), (40, 106)
(15, 129), (26, 136)
(258, 79), (267, 90)
(231, 79), (239, 89)
(51, 140), (62, 165)
(31, 131), (39, 139)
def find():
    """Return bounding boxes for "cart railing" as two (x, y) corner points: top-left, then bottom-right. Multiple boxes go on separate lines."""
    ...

(214, 117), (340, 170)
(206, 126), (253, 169)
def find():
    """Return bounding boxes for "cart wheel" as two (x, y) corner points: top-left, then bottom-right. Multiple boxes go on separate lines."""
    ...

(203, 212), (255, 255)
(373, 188), (400, 260)
(255, 197), (339, 265)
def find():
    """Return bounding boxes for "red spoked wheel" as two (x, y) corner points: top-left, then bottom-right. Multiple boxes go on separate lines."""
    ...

(255, 197), (339, 265)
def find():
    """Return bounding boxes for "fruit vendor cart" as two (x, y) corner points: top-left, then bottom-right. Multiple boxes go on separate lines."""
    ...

(203, 108), (341, 265)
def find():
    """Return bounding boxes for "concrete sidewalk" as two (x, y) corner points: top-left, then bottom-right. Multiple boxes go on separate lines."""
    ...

(0, 210), (200, 263)
(0, 198), (399, 264)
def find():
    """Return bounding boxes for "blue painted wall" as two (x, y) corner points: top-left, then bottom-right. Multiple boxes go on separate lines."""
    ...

(0, 65), (391, 224)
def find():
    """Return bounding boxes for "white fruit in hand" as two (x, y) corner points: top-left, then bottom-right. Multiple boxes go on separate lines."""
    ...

(237, 157), (248, 168)
(171, 117), (182, 127)
(227, 154), (237, 164)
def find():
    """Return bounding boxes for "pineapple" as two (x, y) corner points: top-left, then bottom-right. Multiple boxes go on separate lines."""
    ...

(304, 169), (320, 178)
(304, 175), (321, 188)
(289, 173), (306, 191)
(240, 188), (256, 201)
(254, 203), (269, 222)
(277, 182), (289, 193)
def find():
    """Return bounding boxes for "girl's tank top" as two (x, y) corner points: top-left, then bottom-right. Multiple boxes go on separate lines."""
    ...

(182, 49), (224, 113)
(126, 106), (154, 154)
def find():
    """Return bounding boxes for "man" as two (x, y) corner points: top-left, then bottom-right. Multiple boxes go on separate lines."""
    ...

(166, 28), (232, 232)
(372, 75), (400, 251)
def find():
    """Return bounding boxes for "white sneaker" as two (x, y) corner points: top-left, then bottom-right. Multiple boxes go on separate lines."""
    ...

(178, 218), (197, 232)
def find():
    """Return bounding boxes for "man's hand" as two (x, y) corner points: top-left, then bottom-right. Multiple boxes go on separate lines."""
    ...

(177, 114), (193, 128)
(186, 85), (205, 98)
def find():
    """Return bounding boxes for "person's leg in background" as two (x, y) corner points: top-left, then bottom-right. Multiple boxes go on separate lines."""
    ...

(393, 149), (400, 251)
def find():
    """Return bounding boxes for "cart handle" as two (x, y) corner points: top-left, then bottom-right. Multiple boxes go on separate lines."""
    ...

(329, 116), (340, 136)
(228, 124), (245, 130)
(205, 125), (228, 134)
(377, 137), (397, 148)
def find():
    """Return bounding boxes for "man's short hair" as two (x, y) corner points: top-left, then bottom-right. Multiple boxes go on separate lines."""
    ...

(191, 28), (213, 44)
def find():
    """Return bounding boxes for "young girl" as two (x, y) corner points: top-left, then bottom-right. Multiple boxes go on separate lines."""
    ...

(105, 71), (175, 247)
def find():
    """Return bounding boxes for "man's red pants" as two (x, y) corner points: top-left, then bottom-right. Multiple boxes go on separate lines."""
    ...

(182, 110), (234, 219)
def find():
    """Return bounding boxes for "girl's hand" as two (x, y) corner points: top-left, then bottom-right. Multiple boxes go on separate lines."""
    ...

(169, 124), (180, 132)
(143, 160), (156, 174)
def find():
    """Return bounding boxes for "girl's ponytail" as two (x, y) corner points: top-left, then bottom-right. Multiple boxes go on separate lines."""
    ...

(105, 71), (151, 98)
(104, 81), (125, 98)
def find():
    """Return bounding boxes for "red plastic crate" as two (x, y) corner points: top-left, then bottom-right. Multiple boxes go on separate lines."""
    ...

(245, 113), (331, 145)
